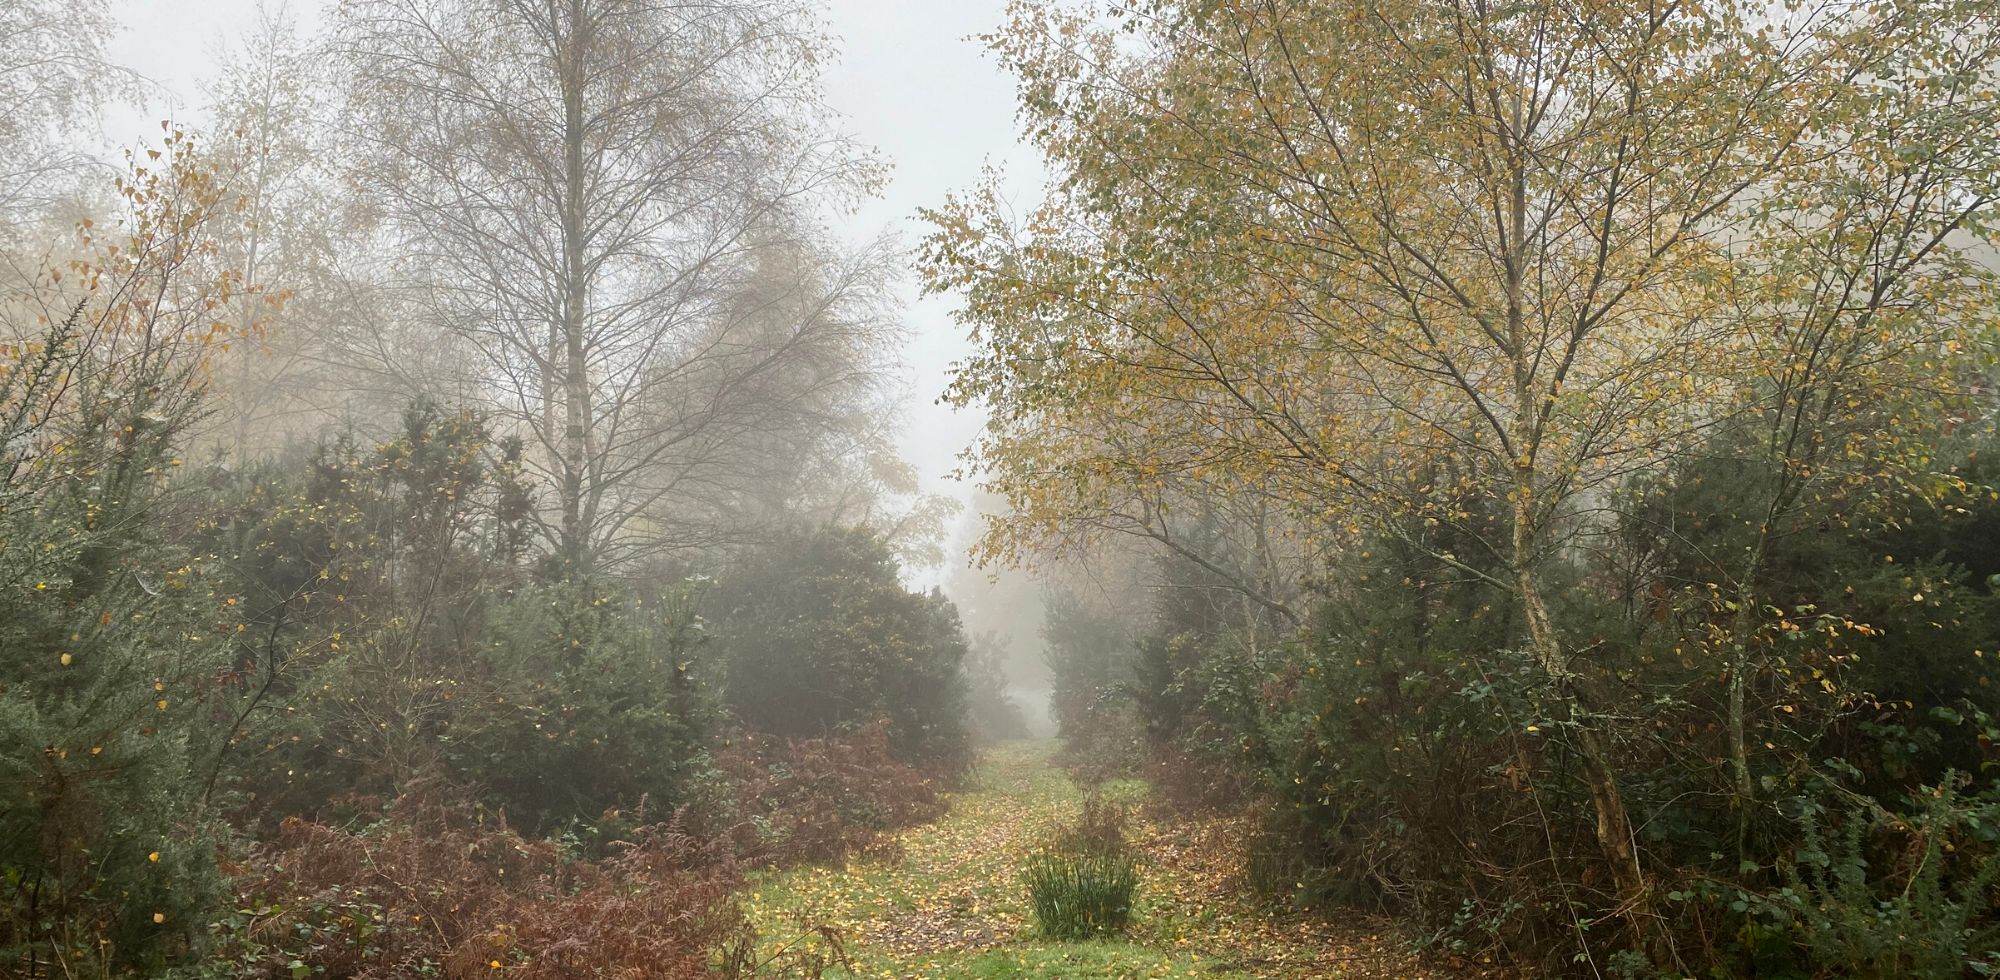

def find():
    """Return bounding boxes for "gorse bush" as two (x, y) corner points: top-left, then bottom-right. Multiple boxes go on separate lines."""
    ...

(1021, 796), (1141, 939)
(1103, 440), (2000, 973)
(0, 311), (231, 972)
(1727, 774), (2000, 979)
(191, 402), (731, 839)
(195, 400), (538, 824)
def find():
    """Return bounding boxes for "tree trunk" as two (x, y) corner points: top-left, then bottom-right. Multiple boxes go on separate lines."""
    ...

(557, 0), (591, 573)
(1511, 489), (1659, 954)
(1500, 127), (1660, 957)
(1725, 541), (1768, 863)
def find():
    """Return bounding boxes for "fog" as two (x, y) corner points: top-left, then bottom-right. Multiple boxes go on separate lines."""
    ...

(97, 0), (1043, 577)
(76, 0), (1064, 702)
(8, 1), (1998, 976)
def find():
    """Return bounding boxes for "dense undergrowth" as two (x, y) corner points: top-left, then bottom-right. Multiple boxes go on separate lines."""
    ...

(932, 0), (2000, 975)
(1040, 444), (2000, 976)
(0, 298), (973, 976)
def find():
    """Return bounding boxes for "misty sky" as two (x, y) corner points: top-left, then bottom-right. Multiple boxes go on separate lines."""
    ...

(101, 0), (1043, 586)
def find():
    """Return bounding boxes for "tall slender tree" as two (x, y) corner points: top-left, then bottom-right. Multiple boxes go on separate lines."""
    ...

(339, 0), (890, 571)
(0, 0), (128, 240)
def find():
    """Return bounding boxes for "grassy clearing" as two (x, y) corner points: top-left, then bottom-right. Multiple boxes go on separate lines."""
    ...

(743, 741), (1457, 979)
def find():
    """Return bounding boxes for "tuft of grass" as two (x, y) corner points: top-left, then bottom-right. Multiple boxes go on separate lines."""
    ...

(1021, 848), (1140, 939)
(1022, 794), (1141, 939)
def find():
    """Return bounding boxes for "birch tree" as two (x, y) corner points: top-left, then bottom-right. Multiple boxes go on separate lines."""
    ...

(0, 0), (130, 238)
(339, 0), (890, 570)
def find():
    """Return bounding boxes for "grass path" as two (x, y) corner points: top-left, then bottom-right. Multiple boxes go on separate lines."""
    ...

(743, 741), (1464, 979)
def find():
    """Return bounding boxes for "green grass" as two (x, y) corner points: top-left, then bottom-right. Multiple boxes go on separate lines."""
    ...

(1020, 848), (1138, 939)
(953, 942), (1254, 978)
(741, 740), (1439, 979)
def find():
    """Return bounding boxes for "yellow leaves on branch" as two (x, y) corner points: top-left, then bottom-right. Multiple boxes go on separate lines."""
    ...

(14, 125), (283, 398)
(926, 0), (2000, 568)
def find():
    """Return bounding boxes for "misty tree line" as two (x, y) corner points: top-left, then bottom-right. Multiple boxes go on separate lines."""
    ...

(6, 0), (965, 567)
(0, 0), (1028, 975)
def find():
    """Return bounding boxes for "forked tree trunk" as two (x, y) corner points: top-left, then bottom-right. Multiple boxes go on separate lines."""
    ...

(1503, 147), (1660, 951)
(1512, 479), (1663, 957)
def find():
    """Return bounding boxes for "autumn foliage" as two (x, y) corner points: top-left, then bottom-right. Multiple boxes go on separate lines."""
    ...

(198, 782), (750, 980)
(933, 0), (2000, 974)
(717, 722), (949, 866)
(0, 121), (973, 977)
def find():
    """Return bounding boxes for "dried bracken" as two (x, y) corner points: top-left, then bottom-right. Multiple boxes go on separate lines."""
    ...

(222, 782), (751, 979)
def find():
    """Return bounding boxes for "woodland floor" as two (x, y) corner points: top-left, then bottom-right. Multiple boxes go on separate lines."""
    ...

(744, 740), (1478, 979)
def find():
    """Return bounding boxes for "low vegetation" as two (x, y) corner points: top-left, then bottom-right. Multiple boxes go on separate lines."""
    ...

(1020, 850), (1139, 941)
(175, 784), (751, 980)
(744, 742), (1453, 978)
(1020, 796), (1140, 939)
(0, 294), (971, 974)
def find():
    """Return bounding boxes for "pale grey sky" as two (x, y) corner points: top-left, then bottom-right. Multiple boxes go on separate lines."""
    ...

(814, 0), (1046, 585)
(101, 0), (1043, 586)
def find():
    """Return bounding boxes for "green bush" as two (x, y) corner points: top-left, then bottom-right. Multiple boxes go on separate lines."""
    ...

(197, 403), (725, 837)
(0, 311), (232, 973)
(194, 400), (537, 822)
(1730, 774), (2000, 978)
(449, 577), (721, 836)
(1041, 589), (1141, 782)
(713, 526), (970, 770)
(964, 629), (1030, 744)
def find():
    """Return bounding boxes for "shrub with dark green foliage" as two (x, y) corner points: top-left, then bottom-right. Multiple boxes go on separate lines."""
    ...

(1683, 767), (2000, 980)
(964, 629), (1030, 744)
(448, 577), (721, 836)
(1118, 428), (2000, 974)
(196, 404), (724, 836)
(194, 400), (536, 821)
(0, 294), (950, 977)
(714, 525), (970, 769)
(1041, 589), (1144, 783)
(0, 312), (231, 974)
(1227, 548), (1555, 932)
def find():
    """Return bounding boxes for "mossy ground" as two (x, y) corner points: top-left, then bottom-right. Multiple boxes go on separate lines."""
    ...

(744, 741), (1463, 979)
